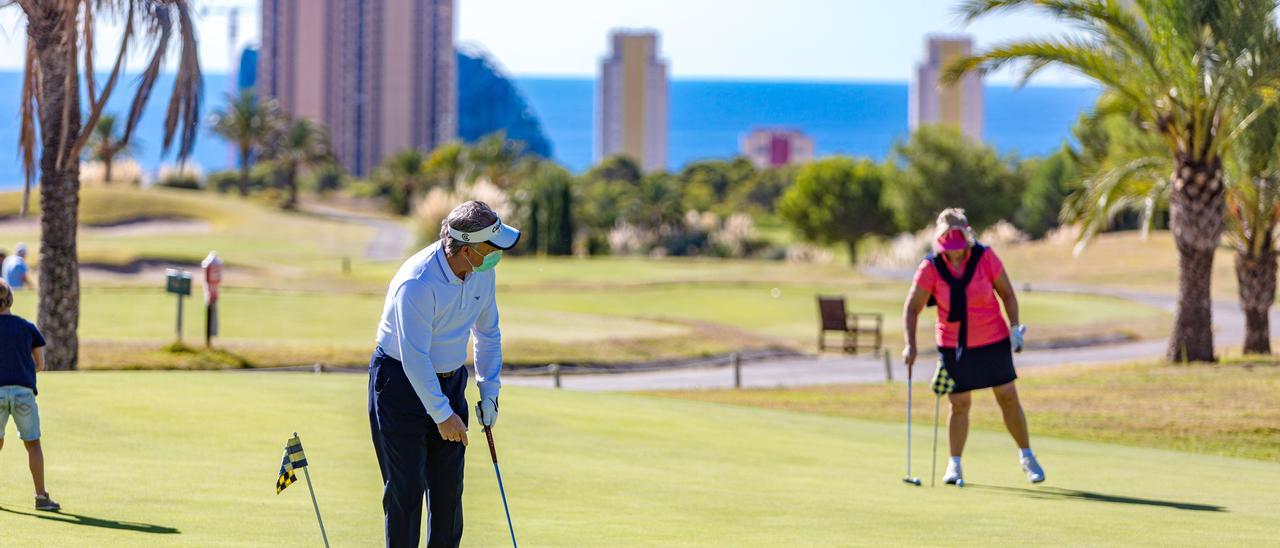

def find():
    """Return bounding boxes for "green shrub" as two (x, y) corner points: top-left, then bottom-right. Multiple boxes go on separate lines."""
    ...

(305, 163), (348, 195)
(155, 173), (201, 191)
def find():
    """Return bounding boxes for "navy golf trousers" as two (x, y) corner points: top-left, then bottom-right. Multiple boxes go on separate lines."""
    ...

(368, 346), (468, 548)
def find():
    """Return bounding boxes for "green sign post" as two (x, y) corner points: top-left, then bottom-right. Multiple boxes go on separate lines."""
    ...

(165, 269), (193, 344)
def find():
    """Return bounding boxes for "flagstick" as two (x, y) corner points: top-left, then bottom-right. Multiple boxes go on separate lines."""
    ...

(296, 433), (330, 548)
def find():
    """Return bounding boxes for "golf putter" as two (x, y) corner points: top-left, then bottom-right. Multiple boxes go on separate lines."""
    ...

(930, 393), (940, 488)
(478, 403), (518, 548)
(902, 364), (921, 486)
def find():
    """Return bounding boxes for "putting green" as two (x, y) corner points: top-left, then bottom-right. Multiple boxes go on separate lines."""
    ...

(0, 372), (1275, 545)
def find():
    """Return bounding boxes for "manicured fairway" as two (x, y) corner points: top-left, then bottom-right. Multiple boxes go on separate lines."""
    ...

(0, 372), (1275, 546)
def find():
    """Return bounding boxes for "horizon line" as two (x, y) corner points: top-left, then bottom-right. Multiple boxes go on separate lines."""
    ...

(170, 69), (1098, 89)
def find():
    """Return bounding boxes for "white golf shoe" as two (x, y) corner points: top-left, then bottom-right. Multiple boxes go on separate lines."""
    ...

(1021, 455), (1046, 483)
(943, 461), (963, 485)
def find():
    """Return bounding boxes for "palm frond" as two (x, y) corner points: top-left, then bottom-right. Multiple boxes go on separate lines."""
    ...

(943, 38), (1153, 121)
(18, 38), (36, 217)
(1063, 154), (1172, 255)
(122, 0), (203, 159)
(69, 0), (133, 163)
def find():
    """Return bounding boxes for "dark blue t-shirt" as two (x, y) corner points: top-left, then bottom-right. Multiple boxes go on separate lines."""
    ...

(0, 314), (46, 394)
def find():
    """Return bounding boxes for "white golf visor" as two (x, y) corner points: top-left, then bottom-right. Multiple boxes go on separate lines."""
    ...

(447, 218), (521, 250)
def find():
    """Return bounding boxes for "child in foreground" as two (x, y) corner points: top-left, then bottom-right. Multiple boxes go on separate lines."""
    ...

(0, 280), (60, 511)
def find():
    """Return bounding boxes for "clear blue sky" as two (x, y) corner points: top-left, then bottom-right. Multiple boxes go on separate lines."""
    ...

(0, 0), (1088, 84)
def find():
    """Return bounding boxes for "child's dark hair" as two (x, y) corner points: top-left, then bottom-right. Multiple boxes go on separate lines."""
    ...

(0, 280), (12, 310)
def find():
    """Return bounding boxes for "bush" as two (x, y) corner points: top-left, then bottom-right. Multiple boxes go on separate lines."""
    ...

(347, 179), (385, 199)
(206, 167), (273, 195)
(414, 187), (459, 246)
(206, 171), (241, 194)
(1016, 148), (1079, 239)
(411, 180), (514, 247)
(778, 157), (895, 265)
(305, 163), (348, 195)
(885, 125), (1024, 233)
(156, 165), (204, 190)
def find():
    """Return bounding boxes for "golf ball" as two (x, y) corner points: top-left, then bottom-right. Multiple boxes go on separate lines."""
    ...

(770, 288), (781, 298)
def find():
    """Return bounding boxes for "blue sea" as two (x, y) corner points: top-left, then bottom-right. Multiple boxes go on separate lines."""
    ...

(0, 71), (1098, 187)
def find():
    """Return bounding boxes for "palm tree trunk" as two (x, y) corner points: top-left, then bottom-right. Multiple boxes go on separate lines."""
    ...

(103, 158), (113, 185)
(33, 27), (82, 371)
(402, 185), (414, 216)
(284, 166), (298, 210)
(238, 146), (251, 197)
(1235, 239), (1276, 355)
(1167, 160), (1225, 363)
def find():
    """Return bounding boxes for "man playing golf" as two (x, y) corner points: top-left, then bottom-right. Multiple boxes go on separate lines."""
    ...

(902, 208), (1045, 485)
(369, 201), (519, 547)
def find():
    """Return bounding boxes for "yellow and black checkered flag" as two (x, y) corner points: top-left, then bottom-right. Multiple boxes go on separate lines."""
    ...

(276, 435), (309, 494)
(931, 362), (956, 396)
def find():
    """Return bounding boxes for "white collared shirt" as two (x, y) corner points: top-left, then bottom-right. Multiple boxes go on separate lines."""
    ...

(375, 241), (502, 423)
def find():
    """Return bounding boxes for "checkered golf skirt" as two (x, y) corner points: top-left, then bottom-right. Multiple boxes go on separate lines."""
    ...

(936, 337), (1017, 393)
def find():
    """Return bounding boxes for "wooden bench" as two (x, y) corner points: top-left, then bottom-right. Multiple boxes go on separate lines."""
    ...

(816, 295), (883, 356)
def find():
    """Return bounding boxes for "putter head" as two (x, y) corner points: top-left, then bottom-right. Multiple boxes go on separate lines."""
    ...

(955, 478), (965, 488)
(903, 477), (922, 486)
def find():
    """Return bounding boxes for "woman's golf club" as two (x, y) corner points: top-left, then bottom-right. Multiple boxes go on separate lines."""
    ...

(903, 363), (921, 486)
(931, 393), (941, 488)
(478, 403), (518, 548)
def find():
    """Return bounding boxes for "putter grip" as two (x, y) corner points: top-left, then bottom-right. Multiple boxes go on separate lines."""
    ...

(477, 402), (499, 463)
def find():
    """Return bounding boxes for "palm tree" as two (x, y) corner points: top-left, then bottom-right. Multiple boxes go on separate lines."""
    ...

(1065, 96), (1280, 355)
(466, 132), (527, 189)
(948, 0), (1280, 362)
(375, 149), (431, 215)
(211, 91), (280, 197)
(1224, 102), (1280, 354)
(16, 1), (202, 370)
(84, 114), (132, 185)
(265, 117), (332, 210)
(424, 142), (465, 191)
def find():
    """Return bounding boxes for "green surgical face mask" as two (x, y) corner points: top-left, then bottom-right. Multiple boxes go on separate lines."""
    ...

(468, 248), (503, 272)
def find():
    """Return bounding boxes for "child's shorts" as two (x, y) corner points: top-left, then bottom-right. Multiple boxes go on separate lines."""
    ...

(0, 385), (40, 441)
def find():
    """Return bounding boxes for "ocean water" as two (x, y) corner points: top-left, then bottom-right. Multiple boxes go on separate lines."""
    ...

(518, 77), (1101, 172)
(0, 71), (1098, 187)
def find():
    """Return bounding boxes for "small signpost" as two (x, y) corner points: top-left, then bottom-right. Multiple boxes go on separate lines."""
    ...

(202, 251), (224, 348)
(165, 268), (193, 344)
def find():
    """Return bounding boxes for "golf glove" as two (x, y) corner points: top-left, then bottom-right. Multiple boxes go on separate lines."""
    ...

(1011, 324), (1027, 353)
(479, 396), (499, 428)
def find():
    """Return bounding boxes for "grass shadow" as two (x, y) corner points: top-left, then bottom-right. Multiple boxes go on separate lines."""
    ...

(0, 505), (180, 534)
(967, 484), (1227, 512)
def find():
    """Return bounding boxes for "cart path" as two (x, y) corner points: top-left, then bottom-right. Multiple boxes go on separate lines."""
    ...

(302, 203), (413, 262)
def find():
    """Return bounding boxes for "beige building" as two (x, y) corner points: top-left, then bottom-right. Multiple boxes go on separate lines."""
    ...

(259, 0), (456, 176)
(597, 30), (669, 171)
(741, 128), (814, 168)
(909, 35), (983, 141)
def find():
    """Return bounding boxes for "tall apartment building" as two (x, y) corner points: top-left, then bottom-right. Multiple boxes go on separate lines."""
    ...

(741, 128), (815, 168)
(259, 0), (456, 176)
(909, 35), (983, 141)
(597, 30), (669, 171)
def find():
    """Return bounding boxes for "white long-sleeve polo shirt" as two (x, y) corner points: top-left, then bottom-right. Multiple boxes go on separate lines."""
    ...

(374, 241), (503, 424)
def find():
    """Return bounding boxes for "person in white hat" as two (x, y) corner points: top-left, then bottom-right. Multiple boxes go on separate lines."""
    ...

(368, 200), (520, 547)
(3, 243), (33, 290)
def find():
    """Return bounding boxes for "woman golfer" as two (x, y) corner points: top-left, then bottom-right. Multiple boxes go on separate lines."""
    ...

(902, 208), (1045, 485)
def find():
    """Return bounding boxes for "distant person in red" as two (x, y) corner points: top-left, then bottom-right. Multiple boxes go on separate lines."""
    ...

(0, 280), (60, 510)
(901, 208), (1045, 485)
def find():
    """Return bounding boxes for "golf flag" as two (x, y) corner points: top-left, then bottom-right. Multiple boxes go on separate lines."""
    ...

(931, 362), (956, 396)
(276, 435), (309, 494)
